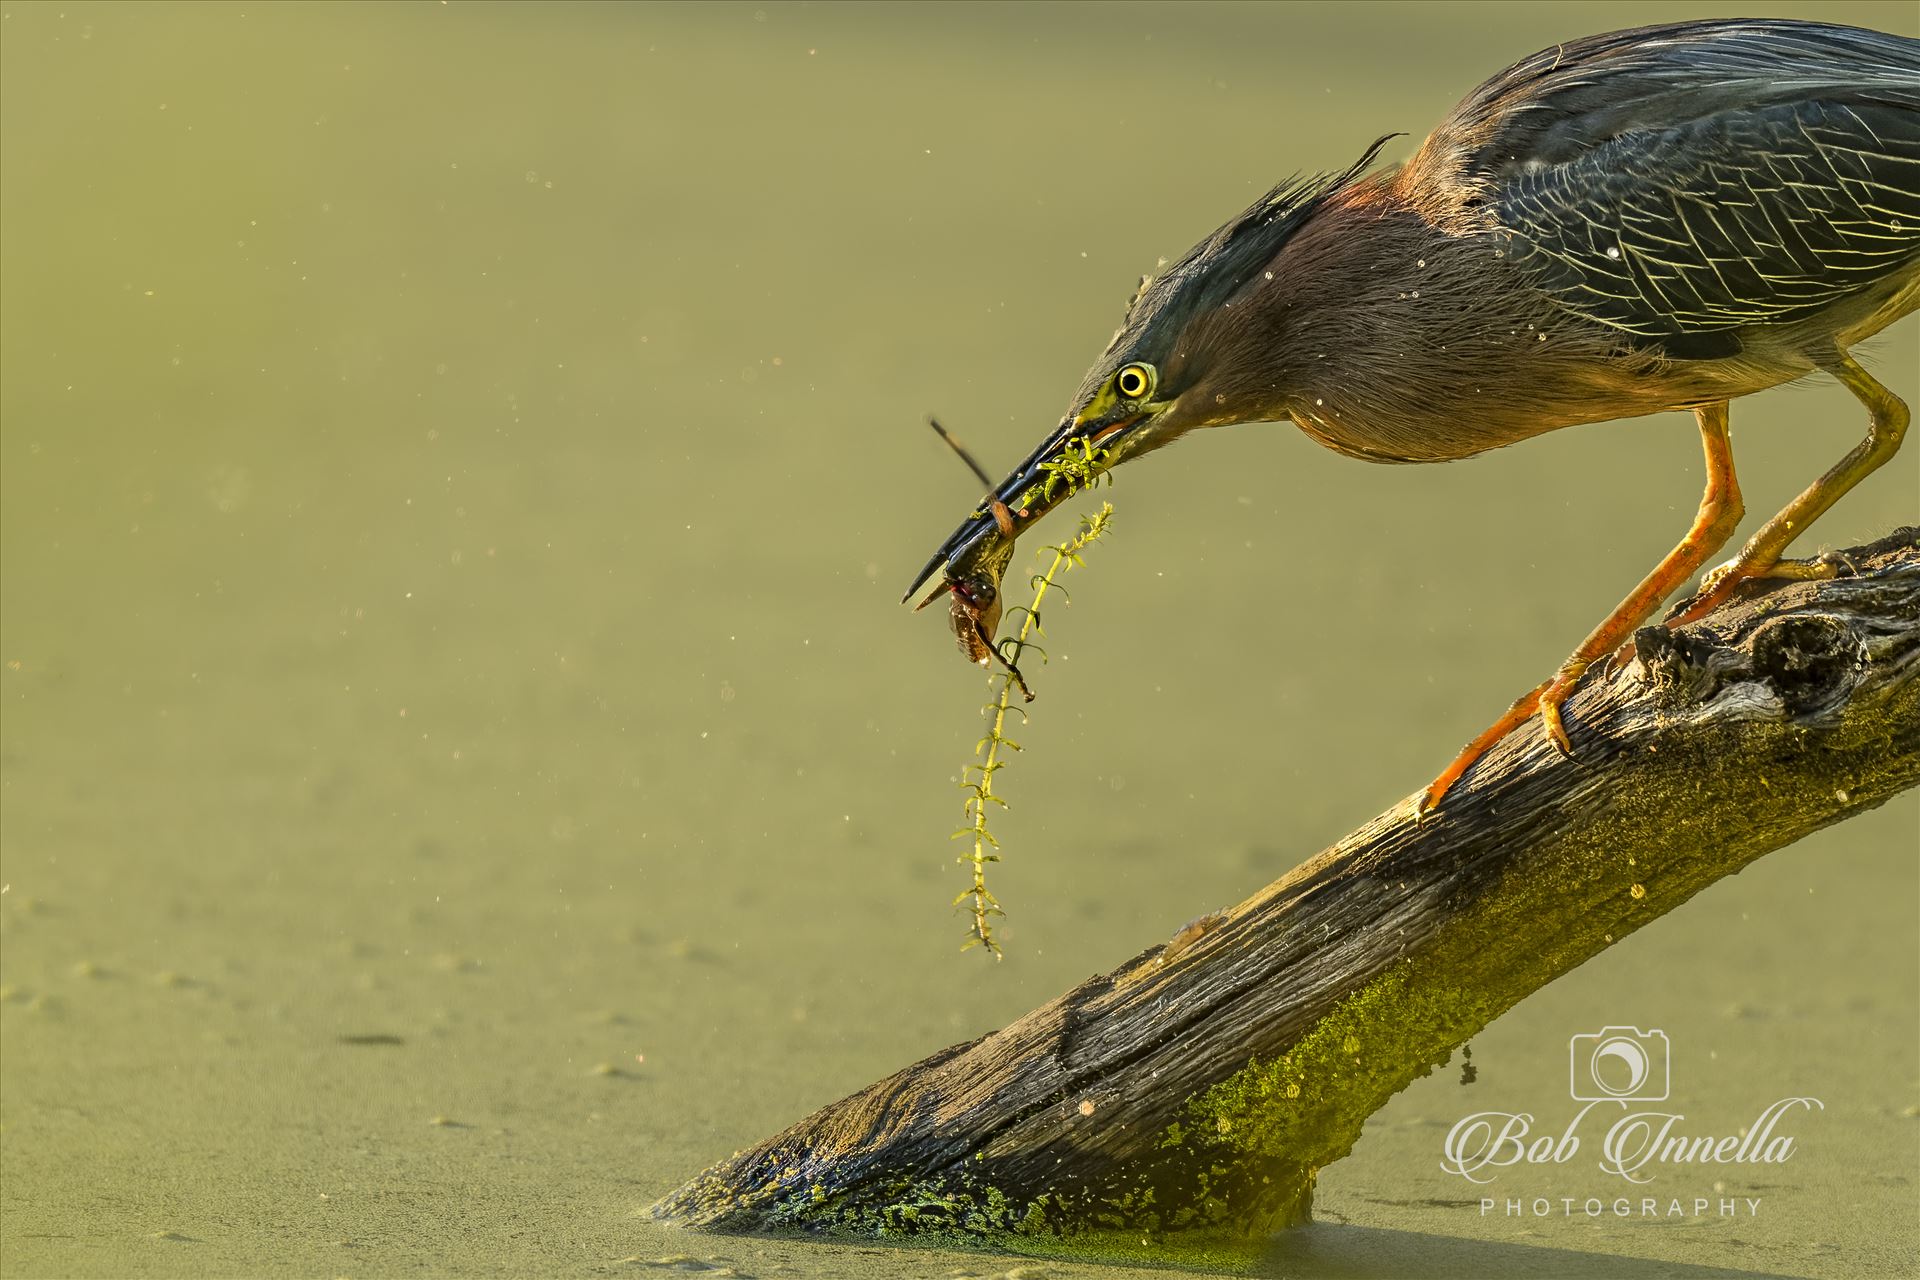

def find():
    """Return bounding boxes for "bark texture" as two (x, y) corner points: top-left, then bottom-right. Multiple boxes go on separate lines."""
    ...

(654, 529), (1920, 1250)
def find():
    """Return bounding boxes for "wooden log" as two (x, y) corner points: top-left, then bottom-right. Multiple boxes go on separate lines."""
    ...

(653, 528), (1919, 1255)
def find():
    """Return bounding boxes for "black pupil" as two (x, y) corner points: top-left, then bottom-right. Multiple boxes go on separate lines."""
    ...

(1121, 369), (1143, 395)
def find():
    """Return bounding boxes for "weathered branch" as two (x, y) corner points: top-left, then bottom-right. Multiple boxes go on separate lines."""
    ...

(654, 529), (1919, 1257)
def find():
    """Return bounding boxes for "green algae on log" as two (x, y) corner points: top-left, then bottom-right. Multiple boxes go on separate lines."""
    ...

(652, 529), (1920, 1257)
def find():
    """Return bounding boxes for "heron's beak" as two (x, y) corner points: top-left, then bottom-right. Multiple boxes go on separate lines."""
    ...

(901, 409), (1143, 604)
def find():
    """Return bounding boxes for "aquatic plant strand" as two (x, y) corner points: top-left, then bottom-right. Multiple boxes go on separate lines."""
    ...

(955, 502), (1115, 956)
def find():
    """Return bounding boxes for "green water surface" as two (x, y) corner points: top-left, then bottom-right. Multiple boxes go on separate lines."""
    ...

(3, 3), (1915, 1277)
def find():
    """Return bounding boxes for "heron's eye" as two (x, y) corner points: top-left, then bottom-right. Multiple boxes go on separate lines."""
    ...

(1115, 363), (1155, 399)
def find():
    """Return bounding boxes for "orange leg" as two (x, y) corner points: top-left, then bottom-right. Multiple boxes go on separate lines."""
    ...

(1668, 350), (1910, 628)
(1419, 401), (1743, 815)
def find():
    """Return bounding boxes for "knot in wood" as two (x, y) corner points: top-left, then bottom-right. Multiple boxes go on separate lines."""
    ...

(1746, 613), (1867, 721)
(1633, 623), (1727, 706)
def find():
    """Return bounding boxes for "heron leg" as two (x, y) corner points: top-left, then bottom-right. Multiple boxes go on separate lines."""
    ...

(1419, 401), (1741, 815)
(1667, 351), (1909, 627)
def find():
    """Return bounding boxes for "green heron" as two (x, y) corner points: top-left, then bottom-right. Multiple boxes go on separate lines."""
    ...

(905, 18), (1919, 813)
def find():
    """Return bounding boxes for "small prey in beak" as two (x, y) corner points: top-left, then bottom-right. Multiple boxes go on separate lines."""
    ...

(907, 349), (1167, 687)
(905, 412), (1137, 691)
(904, 413), (1138, 600)
(912, 419), (1036, 695)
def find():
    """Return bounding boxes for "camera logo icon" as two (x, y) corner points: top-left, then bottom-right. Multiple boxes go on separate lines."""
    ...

(1570, 1026), (1670, 1102)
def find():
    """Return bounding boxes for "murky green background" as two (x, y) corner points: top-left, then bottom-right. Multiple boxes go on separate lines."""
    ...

(3, 3), (1915, 1277)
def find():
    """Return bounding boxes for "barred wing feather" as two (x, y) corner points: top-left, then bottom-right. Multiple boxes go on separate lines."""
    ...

(1498, 99), (1920, 338)
(1420, 19), (1920, 344)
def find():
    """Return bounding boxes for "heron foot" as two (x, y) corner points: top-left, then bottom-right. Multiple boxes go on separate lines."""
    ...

(1538, 667), (1585, 758)
(1666, 549), (1855, 628)
(1417, 662), (1589, 817)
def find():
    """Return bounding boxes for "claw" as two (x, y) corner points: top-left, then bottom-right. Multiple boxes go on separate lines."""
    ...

(1756, 550), (1851, 582)
(1669, 548), (1853, 629)
(1538, 665), (1588, 758)
(1540, 697), (1574, 758)
(1420, 678), (1555, 814)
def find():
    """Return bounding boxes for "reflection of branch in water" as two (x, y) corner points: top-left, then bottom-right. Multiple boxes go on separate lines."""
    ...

(955, 504), (1114, 957)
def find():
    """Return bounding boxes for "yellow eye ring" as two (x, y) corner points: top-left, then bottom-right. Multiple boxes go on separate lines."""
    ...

(1115, 363), (1155, 400)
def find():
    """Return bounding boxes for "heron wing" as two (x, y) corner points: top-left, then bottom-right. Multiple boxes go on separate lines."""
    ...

(1423, 20), (1920, 342)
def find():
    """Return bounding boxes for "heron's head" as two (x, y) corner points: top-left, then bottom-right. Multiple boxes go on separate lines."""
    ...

(903, 138), (1394, 606)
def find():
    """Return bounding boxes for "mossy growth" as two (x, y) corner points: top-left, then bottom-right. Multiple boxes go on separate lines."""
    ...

(1169, 957), (1484, 1230)
(666, 545), (1915, 1258)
